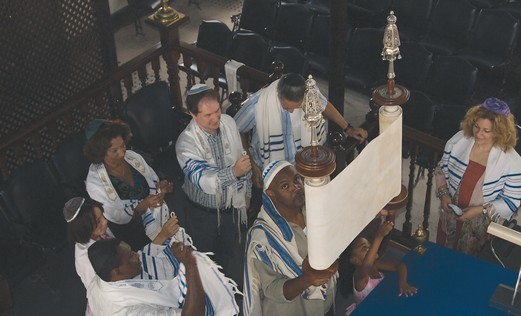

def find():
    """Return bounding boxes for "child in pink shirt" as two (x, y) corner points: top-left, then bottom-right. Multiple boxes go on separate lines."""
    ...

(345, 219), (418, 315)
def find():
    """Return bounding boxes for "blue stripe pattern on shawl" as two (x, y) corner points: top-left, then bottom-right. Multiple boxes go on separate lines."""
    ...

(244, 193), (305, 313)
(183, 159), (219, 190)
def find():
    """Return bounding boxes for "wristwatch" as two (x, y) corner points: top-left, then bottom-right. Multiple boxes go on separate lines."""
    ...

(343, 123), (352, 133)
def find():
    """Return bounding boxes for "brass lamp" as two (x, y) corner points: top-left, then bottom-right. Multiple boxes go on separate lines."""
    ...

(152, 0), (180, 25)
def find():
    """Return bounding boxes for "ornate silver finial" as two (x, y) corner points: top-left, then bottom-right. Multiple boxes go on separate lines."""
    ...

(381, 11), (402, 95)
(302, 75), (323, 146)
(382, 11), (401, 63)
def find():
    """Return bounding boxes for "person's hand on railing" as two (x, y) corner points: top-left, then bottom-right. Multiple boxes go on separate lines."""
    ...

(345, 126), (368, 143)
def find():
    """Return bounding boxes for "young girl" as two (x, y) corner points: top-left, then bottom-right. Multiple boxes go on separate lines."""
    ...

(64, 197), (179, 315)
(344, 219), (418, 315)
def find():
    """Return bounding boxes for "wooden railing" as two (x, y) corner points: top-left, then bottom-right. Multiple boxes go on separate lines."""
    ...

(177, 41), (271, 96)
(0, 11), (448, 247)
(396, 126), (446, 246)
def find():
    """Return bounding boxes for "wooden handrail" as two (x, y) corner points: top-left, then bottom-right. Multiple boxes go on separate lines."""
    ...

(177, 41), (271, 93)
(399, 125), (446, 245)
(403, 125), (446, 153)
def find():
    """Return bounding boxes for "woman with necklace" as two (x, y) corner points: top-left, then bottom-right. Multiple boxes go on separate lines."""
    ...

(435, 98), (521, 255)
(84, 119), (175, 250)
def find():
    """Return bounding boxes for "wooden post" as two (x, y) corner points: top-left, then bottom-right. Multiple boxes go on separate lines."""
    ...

(328, 0), (348, 118)
(146, 9), (189, 109)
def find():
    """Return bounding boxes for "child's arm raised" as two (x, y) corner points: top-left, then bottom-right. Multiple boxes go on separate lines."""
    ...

(354, 221), (393, 291)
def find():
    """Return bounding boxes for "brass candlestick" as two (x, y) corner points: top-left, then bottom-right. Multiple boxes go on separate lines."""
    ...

(413, 224), (427, 254)
(153, 0), (180, 25)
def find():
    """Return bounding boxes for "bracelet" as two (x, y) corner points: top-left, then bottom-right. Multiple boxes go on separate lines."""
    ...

(436, 188), (450, 199)
(343, 123), (352, 133)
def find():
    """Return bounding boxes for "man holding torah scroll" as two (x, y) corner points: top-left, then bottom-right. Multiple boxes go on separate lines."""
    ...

(243, 160), (338, 316)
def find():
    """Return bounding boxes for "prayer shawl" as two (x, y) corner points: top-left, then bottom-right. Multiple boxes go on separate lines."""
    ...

(75, 240), (97, 291)
(76, 233), (114, 290)
(86, 150), (169, 240)
(87, 241), (240, 316)
(225, 60), (244, 93)
(255, 80), (327, 168)
(176, 114), (248, 223)
(243, 193), (335, 316)
(436, 131), (521, 220)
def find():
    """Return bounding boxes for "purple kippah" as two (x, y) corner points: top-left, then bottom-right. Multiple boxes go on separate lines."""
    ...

(482, 98), (510, 116)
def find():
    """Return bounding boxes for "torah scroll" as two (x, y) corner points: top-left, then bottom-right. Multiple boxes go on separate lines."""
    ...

(305, 113), (402, 269)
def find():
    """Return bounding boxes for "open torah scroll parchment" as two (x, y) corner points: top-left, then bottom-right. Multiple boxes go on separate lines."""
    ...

(305, 114), (402, 269)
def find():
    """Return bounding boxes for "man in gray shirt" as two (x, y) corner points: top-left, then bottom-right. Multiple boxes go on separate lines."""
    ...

(243, 160), (338, 316)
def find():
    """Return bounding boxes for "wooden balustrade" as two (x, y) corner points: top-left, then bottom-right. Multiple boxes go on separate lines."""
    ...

(177, 41), (272, 97)
(0, 6), (449, 246)
(396, 125), (446, 246)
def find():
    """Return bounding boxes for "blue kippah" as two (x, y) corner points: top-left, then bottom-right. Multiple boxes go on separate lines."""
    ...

(187, 84), (211, 96)
(85, 119), (107, 139)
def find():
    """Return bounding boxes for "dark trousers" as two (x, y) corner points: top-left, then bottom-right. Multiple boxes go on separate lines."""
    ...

(184, 198), (238, 275)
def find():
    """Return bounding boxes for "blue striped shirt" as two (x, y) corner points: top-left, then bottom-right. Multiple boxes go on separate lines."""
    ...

(183, 128), (249, 209)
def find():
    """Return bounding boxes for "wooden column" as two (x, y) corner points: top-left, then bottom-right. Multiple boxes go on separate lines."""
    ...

(146, 10), (189, 108)
(328, 0), (348, 118)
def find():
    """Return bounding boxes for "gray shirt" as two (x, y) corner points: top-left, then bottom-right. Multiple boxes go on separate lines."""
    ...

(252, 222), (335, 316)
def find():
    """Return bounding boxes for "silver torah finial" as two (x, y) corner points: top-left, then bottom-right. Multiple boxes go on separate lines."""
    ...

(382, 11), (401, 82)
(302, 75), (323, 146)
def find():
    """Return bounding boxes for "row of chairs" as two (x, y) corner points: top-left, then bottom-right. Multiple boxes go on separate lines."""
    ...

(345, 0), (520, 29)
(347, 0), (520, 95)
(344, 8), (519, 92)
(398, 47), (479, 140)
(236, 0), (519, 85)
(235, 0), (350, 73)
(0, 81), (186, 286)
(179, 20), (313, 98)
(194, 2), (518, 96)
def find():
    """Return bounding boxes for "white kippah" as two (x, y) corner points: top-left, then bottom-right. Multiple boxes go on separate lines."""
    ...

(187, 84), (211, 95)
(262, 160), (293, 191)
(63, 197), (86, 223)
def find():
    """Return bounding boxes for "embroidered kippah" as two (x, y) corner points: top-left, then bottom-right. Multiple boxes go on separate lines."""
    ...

(63, 197), (86, 223)
(262, 160), (293, 191)
(483, 98), (510, 116)
(85, 119), (107, 139)
(187, 84), (211, 96)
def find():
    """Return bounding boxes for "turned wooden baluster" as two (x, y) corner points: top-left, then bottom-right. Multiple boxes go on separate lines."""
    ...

(151, 56), (161, 82)
(422, 151), (439, 236)
(403, 142), (419, 237)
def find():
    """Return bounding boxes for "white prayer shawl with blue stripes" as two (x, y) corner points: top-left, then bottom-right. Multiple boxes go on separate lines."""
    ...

(255, 80), (327, 169)
(86, 150), (169, 240)
(87, 242), (240, 315)
(243, 194), (334, 316)
(176, 114), (248, 222)
(438, 131), (521, 219)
